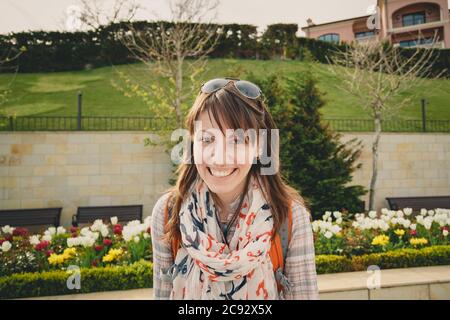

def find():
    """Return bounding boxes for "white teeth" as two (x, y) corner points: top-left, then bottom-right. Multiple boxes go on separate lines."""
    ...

(209, 168), (235, 177)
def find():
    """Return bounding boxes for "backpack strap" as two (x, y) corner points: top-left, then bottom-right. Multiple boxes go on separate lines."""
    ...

(164, 195), (180, 260)
(281, 201), (293, 263)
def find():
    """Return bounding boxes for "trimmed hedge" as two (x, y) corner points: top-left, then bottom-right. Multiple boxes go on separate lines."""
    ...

(0, 260), (152, 299)
(1, 21), (448, 77)
(316, 245), (450, 274)
(2, 246), (449, 299)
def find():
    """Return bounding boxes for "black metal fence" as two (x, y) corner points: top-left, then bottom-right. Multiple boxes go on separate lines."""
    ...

(323, 118), (450, 133)
(1, 115), (449, 132)
(0, 116), (178, 132)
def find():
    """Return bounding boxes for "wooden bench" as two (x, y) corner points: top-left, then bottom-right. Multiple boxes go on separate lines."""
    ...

(72, 205), (143, 227)
(0, 207), (62, 231)
(386, 196), (450, 212)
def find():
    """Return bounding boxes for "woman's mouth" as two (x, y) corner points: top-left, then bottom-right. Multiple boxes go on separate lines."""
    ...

(207, 167), (238, 178)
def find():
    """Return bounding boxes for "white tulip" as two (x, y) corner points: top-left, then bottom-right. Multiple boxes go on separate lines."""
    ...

(368, 211), (377, 219)
(333, 211), (342, 219)
(42, 235), (52, 242)
(420, 209), (427, 216)
(57, 226), (66, 235)
(428, 210), (435, 216)
(324, 231), (333, 239)
(1, 241), (12, 252)
(29, 235), (40, 246)
(443, 230), (448, 237)
(47, 227), (56, 235)
(336, 218), (343, 225)
(381, 208), (389, 215)
(404, 208), (413, 216)
(403, 220), (411, 228)
(134, 236), (140, 243)
(410, 223), (417, 230)
(331, 225), (341, 234)
(110, 216), (118, 225)
(80, 227), (90, 236)
(143, 233), (150, 239)
(312, 222), (319, 233)
(100, 225), (109, 238)
(1, 225), (15, 235)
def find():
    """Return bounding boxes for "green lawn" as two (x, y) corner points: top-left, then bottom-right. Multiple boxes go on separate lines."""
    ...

(0, 58), (449, 121)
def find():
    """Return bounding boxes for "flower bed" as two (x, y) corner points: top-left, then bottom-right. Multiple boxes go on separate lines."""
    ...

(0, 208), (449, 299)
(0, 260), (152, 299)
(0, 216), (152, 277)
(312, 208), (449, 256)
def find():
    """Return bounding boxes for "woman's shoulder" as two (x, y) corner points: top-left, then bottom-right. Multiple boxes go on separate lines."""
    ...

(290, 199), (313, 228)
(151, 191), (174, 227)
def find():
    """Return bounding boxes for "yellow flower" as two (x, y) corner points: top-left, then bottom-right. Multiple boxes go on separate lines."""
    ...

(48, 253), (66, 265)
(371, 235), (390, 246)
(48, 248), (77, 265)
(409, 238), (428, 247)
(102, 248), (124, 263)
(394, 229), (405, 237)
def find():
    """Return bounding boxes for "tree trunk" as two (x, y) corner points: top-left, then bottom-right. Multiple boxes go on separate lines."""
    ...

(175, 54), (183, 128)
(368, 114), (382, 211)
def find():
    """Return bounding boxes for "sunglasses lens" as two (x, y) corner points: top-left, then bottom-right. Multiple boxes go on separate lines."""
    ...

(235, 80), (261, 99)
(202, 79), (230, 93)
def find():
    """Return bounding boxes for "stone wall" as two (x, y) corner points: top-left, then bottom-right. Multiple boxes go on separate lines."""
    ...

(0, 131), (449, 226)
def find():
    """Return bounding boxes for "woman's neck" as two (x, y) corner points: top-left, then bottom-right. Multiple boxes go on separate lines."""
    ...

(216, 178), (247, 219)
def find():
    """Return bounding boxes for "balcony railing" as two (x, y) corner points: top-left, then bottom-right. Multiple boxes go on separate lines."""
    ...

(389, 19), (449, 34)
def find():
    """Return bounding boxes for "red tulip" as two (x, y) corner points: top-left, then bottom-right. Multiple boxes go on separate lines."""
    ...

(13, 227), (28, 237)
(92, 260), (98, 267)
(5, 234), (13, 242)
(35, 240), (50, 251)
(103, 239), (112, 246)
(113, 224), (122, 235)
(45, 250), (54, 257)
(94, 245), (104, 252)
(410, 230), (417, 236)
(70, 227), (78, 234)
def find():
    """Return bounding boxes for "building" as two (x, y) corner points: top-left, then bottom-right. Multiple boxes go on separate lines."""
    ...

(301, 0), (450, 48)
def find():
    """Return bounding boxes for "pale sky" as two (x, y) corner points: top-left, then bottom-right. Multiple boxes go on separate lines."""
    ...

(1, 0), (449, 36)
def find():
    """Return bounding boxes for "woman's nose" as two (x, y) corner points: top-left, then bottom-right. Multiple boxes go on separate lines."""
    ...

(209, 140), (235, 166)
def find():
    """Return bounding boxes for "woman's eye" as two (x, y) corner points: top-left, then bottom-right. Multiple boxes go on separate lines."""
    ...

(201, 135), (214, 143)
(232, 135), (248, 144)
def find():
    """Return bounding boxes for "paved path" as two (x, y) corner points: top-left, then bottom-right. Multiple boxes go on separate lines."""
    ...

(18, 265), (450, 300)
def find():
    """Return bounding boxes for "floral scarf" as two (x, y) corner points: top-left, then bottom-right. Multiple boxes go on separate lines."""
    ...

(170, 175), (278, 300)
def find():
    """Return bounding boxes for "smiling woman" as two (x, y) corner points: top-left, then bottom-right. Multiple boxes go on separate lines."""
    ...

(151, 77), (319, 300)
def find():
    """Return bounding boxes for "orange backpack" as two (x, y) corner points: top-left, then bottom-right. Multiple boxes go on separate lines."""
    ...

(164, 199), (293, 291)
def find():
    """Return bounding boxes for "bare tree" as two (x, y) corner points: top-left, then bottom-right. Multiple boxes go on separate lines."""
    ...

(0, 45), (24, 108)
(327, 36), (444, 211)
(76, 0), (142, 30)
(117, 0), (221, 128)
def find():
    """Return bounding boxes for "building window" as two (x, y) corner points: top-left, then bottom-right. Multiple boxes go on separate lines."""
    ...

(318, 33), (340, 43)
(355, 31), (376, 39)
(402, 12), (426, 27)
(399, 38), (433, 47)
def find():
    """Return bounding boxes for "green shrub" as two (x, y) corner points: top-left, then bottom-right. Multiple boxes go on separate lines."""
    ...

(316, 255), (352, 274)
(0, 260), (152, 299)
(317, 245), (450, 274)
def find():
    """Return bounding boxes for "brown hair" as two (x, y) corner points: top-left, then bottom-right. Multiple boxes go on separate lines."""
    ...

(162, 82), (308, 245)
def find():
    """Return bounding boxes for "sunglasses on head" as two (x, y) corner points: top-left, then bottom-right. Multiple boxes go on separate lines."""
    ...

(200, 78), (262, 100)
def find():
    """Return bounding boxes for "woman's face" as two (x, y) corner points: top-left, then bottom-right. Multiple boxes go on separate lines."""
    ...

(193, 111), (259, 198)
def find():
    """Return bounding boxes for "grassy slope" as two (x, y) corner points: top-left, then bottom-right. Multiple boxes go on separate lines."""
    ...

(0, 58), (449, 120)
